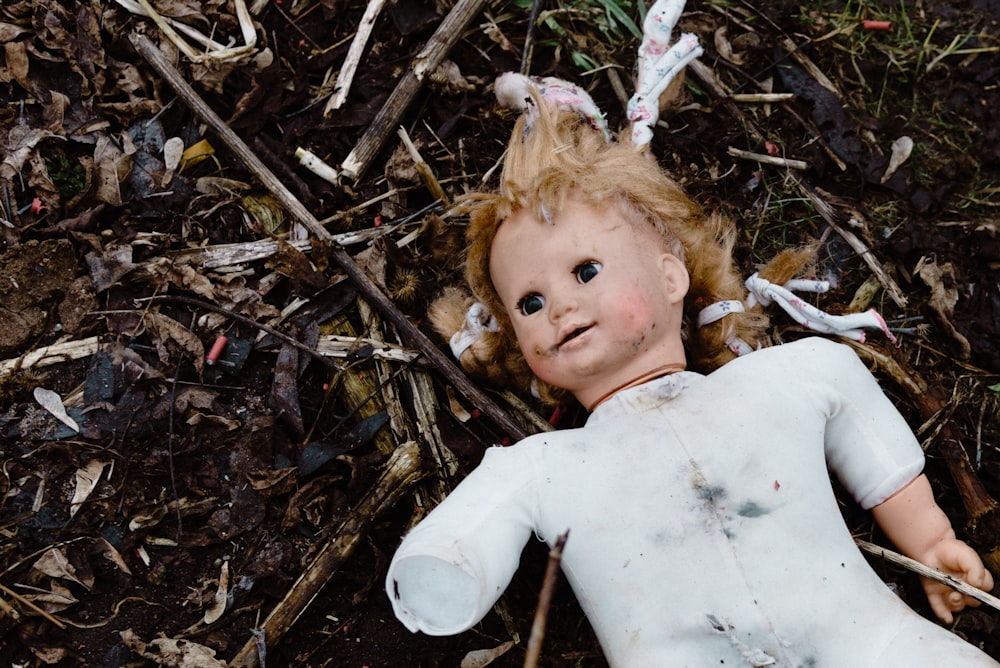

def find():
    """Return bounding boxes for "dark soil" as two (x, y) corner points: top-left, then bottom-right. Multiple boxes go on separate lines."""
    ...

(0, 1), (998, 666)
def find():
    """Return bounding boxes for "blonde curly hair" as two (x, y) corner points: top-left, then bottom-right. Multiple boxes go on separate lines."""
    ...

(429, 91), (808, 404)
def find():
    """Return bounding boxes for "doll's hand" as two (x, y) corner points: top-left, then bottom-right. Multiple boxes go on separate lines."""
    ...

(918, 538), (995, 624)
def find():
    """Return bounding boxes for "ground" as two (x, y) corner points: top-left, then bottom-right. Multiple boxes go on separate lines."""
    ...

(0, 0), (999, 666)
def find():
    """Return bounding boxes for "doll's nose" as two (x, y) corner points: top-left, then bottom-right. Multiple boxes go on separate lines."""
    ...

(547, 295), (578, 322)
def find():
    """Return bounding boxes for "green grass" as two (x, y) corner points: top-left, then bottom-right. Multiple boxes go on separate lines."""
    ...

(514, 0), (644, 71)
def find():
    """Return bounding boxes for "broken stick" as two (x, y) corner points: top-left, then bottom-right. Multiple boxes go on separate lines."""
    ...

(338, 0), (486, 182)
(229, 441), (426, 668)
(130, 32), (528, 442)
(323, 0), (388, 115)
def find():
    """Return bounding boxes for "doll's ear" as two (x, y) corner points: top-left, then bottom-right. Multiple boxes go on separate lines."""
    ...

(659, 253), (690, 305)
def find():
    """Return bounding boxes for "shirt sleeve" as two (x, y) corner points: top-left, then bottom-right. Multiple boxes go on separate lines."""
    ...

(798, 338), (925, 510)
(385, 445), (538, 635)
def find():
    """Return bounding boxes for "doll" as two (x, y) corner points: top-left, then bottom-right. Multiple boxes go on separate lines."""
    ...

(385, 4), (998, 666)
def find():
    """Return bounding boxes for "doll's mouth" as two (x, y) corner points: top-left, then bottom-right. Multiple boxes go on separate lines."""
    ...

(558, 325), (592, 348)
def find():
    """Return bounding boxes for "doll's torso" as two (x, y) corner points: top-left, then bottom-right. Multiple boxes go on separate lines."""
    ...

(387, 338), (998, 666)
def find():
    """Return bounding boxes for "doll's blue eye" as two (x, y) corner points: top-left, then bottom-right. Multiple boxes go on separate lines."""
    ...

(575, 261), (602, 284)
(518, 294), (544, 315)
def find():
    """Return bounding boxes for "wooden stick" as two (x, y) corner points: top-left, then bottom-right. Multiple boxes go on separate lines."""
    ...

(0, 337), (101, 374)
(0, 581), (65, 629)
(228, 441), (426, 668)
(397, 126), (450, 206)
(730, 93), (796, 102)
(523, 530), (569, 668)
(727, 146), (808, 170)
(324, 0), (388, 115)
(339, 0), (486, 182)
(856, 539), (1000, 613)
(795, 180), (908, 308)
(130, 32), (529, 442)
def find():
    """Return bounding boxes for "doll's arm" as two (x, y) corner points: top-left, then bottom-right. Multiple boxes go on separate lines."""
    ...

(871, 473), (995, 623)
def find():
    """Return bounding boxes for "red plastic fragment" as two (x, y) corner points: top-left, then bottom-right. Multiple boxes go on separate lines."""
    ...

(206, 335), (228, 365)
(862, 20), (892, 30)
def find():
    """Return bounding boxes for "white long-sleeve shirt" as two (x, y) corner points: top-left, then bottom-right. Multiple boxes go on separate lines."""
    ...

(386, 338), (997, 666)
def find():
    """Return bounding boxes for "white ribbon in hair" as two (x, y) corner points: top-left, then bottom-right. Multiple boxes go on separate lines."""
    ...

(628, 0), (703, 147)
(450, 302), (499, 360)
(745, 273), (896, 344)
(698, 273), (897, 352)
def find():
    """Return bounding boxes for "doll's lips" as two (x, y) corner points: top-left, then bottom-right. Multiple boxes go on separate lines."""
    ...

(557, 324), (593, 348)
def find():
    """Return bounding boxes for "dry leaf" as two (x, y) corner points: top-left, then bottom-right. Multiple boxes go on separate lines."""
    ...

(163, 136), (184, 172)
(881, 135), (914, 184)
(144, 311), (206, 373)
(32, 548), (94, 590)
(714, 26), (743, 65)
(247, 466), (297, 496)
(202, 560), (229, 625)
(70, 459), (109, 518)
(186, 413), (241, 431)
(461, 641), (515, 667)
(93, 536), (133, 576)
(120, 629), (228, 668)
(915, 257), (971, 358)
(32, 387), (80, 432)
(93, 134), (129, 205)
(86, 244), (138, 292)
(18, 580), (78, 613)
(0, 22), (31, 42)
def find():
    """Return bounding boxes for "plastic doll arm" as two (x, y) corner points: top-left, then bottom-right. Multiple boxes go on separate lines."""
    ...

(871, 473), (995, 623)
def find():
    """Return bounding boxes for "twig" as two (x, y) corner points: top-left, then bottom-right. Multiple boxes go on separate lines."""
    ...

(323, 0), (388, 114)
(523, 530), (569, 668)
(131, 33), (529, 442)
(228, 441), (426, 668)
(167, 363), (184, 539)
(521, 0), (544, 75)
(856, 539), (1000, 613)
(339, 0), (487, 182)
(397, 126), (450, 206)
(0, 581), (66, 629)
(795, 180), (908, 308)
(727, 146), (808, 170)
(730, 93), (795, 102)
(117, 0), (257, 62)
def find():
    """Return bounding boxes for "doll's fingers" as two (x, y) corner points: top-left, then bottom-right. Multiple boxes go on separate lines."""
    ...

(949, 545), (993, 590)
(927, 590), (956, 625)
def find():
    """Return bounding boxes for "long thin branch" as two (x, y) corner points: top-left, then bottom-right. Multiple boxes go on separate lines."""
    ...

(856, 539), (1000, 613)
(523, 530), (569, 668)
(130, 33), (528, 442)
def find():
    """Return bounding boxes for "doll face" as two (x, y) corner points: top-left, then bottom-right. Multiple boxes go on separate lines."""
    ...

(490, 196), (690, 408)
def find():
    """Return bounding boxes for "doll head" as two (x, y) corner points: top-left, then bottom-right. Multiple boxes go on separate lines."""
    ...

(431, 90), (805, 404)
